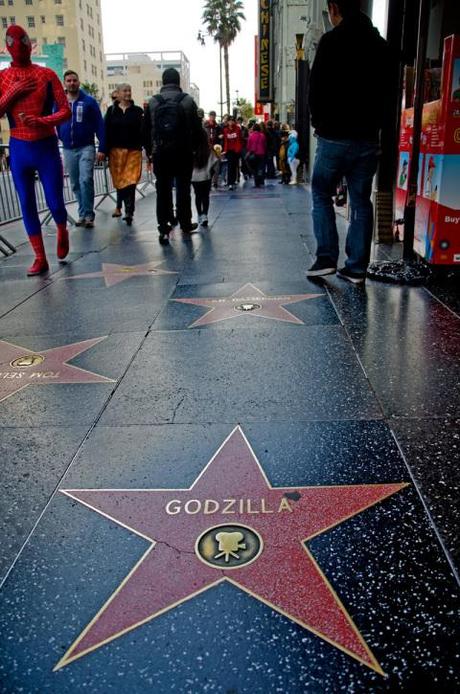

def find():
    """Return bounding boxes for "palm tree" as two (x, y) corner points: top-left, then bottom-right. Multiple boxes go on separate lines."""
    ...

(81, 82), (99, 99)
(202, 0), (245, 115)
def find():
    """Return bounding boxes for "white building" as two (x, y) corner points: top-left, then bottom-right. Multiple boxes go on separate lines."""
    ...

(106, 51), (190, 108)
(189, 83), (200, 107)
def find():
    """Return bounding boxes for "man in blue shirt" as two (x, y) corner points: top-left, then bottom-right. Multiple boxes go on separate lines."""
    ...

(58, 70), (106, 228)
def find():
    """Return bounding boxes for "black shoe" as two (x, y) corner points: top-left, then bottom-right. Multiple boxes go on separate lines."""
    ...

(159, 232), (170, 245)
(181, 223), (198, 233)
(306, 259), (337, 277)
(125, 216), (133, 226)
(337, 267), (366, 284)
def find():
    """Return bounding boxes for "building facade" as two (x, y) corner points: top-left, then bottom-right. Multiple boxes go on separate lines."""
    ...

(106, 51), (191, 108)
(0, 0), (106, 93)
(270, 0), (311, 125)
(0, 0), (106, 142)
(189, 82), (200, 107)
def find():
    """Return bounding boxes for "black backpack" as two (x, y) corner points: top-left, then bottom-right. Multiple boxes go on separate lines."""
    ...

(153, 93), (187, 152)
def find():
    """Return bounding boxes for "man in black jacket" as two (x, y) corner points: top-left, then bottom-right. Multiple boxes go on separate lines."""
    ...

(145, 68), (202, 244)
(306, 0), (390, 284)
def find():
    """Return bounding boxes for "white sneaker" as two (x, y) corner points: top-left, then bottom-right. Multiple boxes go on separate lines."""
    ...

(289, 181), (297, 185)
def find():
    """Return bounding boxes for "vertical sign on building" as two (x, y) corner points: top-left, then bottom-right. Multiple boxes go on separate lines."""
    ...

(257, 0), (272, 103)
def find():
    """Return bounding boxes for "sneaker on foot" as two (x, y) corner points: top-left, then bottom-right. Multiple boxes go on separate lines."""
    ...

(84, 219), (94, 229)
(337, 267), (366, 284)
(181, 223), (198, 233)
(306, 259), (337, 277)
(201, 215), (208, 227)
(159, 232), (170, 245)
(75, 218), (85, 226)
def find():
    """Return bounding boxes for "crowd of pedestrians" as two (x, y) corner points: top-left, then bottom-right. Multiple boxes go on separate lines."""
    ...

(57, 65), (304, 246)
(1, 0), (388, 282)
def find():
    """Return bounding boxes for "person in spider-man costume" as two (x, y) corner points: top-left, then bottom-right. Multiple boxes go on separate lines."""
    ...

(0, 25), (71, 275)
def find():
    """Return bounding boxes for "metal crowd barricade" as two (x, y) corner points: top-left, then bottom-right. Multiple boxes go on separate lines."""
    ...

(0, 144), (134, 254)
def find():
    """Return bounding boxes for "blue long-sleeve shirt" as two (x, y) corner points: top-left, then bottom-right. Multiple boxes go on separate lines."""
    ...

(287, 135), (299, 161)
(57, 90), (106, 153)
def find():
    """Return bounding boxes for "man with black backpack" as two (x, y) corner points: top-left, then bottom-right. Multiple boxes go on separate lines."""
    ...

(145, 68), (202, 245)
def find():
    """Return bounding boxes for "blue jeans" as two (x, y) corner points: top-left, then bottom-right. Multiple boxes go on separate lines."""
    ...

(311, 137), (379, 273)
(64, 145), (96, 221)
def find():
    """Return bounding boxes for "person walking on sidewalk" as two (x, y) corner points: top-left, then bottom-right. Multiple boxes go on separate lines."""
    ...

(204, 110), (222, 189)
(204, 110), (222, 147)
(58, 70), (106, 229)
(278, 129), (291, 185)
(287, 130), (300, 185)
(192, 128), (219, 227)
(246, 123), (267, 188)
(109, 87), (124, 218)
(265, 120), (279, 179)
(222, 116), (243, 190)
(104, 83), (144, 227)
(306, 0), (390, 284)
(144, 68), (202, 245)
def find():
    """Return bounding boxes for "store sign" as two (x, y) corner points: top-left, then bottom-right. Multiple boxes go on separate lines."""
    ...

(257, 0), (272, 103)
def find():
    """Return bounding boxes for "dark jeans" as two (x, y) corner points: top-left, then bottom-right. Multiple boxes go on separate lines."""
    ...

(154, 152), (193, 231)
(118, 184), (136, 217)
(192, 180), (212, 216)
(312, 137), (379, 273)
(266, 153), (276, 178)
(251, 155), (265, 187)
(226, 151), (239, 186)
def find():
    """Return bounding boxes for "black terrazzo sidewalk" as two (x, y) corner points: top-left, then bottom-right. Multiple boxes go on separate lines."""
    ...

(0, 183), (459, 693)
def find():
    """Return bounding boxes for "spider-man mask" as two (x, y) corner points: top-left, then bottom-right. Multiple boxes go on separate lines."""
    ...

(6, 25), (32, 67)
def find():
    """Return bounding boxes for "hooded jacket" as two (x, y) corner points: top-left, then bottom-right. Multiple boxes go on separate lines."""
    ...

(287, 131), (299, 161)
(308, 12), (390, 142)
(57, 90), (106, 152)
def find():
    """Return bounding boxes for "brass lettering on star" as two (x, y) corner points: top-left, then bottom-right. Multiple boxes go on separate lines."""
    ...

(0, 371), (60, 379)
(165, 497), (292, 516)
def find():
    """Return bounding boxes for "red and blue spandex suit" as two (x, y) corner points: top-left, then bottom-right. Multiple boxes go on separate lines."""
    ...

(0, 25), (71, 275)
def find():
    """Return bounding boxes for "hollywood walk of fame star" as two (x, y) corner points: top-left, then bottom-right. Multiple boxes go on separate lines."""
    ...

(62, 262), (177, 288)
(0, 337), (115, 403)
(57, 427), (408, 672)
(173, 283), (324, 328)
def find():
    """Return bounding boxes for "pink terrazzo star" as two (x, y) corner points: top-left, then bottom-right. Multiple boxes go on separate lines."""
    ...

(64, 262), (177, 288)
(174, 283), (323, 327)
(0, 337), (115, 403)
(57, 427), (407, 673)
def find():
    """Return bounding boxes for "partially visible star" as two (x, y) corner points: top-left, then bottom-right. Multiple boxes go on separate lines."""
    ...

(63, 262), (177, 288)
(57, 427), (408, 673)
(173, 283), (323, 327)
(0, 337), (115, 403)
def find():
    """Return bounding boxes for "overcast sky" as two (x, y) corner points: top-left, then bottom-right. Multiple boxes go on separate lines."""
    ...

(100, 0), (258, 114)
